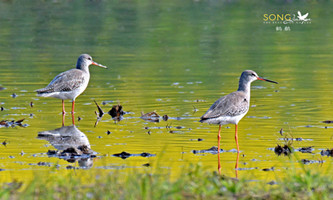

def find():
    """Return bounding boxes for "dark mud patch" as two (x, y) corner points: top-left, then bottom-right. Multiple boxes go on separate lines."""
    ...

(296, 146), (313, 153)
(190, 138), (203, 141)
(0, 119), (27, 128)
(262, 167), (275, 171)
(142, 163), (150, 167)
(162, 115), (169, 121)
(274, 144), (293, 156)
(321, 149), (333, 157)
(322, 120), (333, 124)
(108, 104), (125, 121)
(192, 146), (224, 154)
(300, 159), (324, 165)
(113, 151), (155, 159)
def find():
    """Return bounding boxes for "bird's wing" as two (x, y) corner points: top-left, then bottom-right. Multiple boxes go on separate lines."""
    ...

(37, 69), (85, 93)
(200, 91), (249, 120)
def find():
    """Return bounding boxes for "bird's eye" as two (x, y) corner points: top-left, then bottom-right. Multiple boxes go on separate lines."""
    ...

(88, 57), (92, 60)
(251, 73), (256, 76)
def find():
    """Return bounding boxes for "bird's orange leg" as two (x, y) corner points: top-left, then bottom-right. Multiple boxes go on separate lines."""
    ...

(62, 100), (66, 115)
(71, 101), (75, 125)
(217, 124), (222, 174)
(235, 151), (239, 178)
(235, 124), (240, 153)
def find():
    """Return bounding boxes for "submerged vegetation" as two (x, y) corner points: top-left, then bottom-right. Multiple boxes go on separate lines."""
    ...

(1, 161), (333, 200)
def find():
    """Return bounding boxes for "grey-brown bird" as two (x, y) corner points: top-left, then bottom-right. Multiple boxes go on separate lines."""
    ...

(36, 54), (107, 114)
(200, 70), (277, 171)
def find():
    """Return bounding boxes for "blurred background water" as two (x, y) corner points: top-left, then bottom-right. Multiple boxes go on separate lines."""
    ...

(0, 0), (332, 182)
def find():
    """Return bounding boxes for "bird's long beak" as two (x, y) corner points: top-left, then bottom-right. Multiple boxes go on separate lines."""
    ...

(92, 61), (107, 69)
(257, 77), (278, 84)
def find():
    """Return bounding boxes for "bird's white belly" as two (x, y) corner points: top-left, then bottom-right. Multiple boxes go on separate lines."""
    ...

(205, 111), (248, 125)
(46, 81), (89, 101)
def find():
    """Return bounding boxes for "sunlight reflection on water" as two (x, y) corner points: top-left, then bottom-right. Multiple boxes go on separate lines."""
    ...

(0, 0), (333, 182)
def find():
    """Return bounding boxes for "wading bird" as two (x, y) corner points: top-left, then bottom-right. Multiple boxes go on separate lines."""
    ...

(36, 54), (107, 124)
(200, 70), (277, 173)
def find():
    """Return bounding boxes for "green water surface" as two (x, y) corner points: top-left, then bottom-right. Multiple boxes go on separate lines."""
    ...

(0, 0), (332, 182)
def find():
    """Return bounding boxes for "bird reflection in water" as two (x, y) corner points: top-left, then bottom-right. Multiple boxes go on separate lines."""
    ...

(37, 125), (96, 168)
(193, 147), (240, 178)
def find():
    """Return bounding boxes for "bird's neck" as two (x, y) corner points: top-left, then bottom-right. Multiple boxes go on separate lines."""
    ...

(237, 79), (251, 95)
(76, 65), (90, 73)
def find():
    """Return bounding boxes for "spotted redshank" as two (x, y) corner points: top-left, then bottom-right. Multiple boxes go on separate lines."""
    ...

(36, 54), (107, 117)
(200, 70), (277, 172)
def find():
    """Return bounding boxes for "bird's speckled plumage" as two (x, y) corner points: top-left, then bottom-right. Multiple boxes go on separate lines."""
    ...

(36, 69), (87, 95)
(200, 91), (249, 124)
(200, 70), (277, 125)
(36, 54), (107, 101)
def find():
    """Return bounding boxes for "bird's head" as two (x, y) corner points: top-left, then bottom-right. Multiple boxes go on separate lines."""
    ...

(241, 70), (278, 84)
(76, 54), (107, 70)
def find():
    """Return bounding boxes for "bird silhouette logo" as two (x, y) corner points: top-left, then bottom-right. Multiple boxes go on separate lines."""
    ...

(297, 11), (309, 21)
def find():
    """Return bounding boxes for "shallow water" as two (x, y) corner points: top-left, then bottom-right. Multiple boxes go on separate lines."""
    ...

(0, 1), (333, 182)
